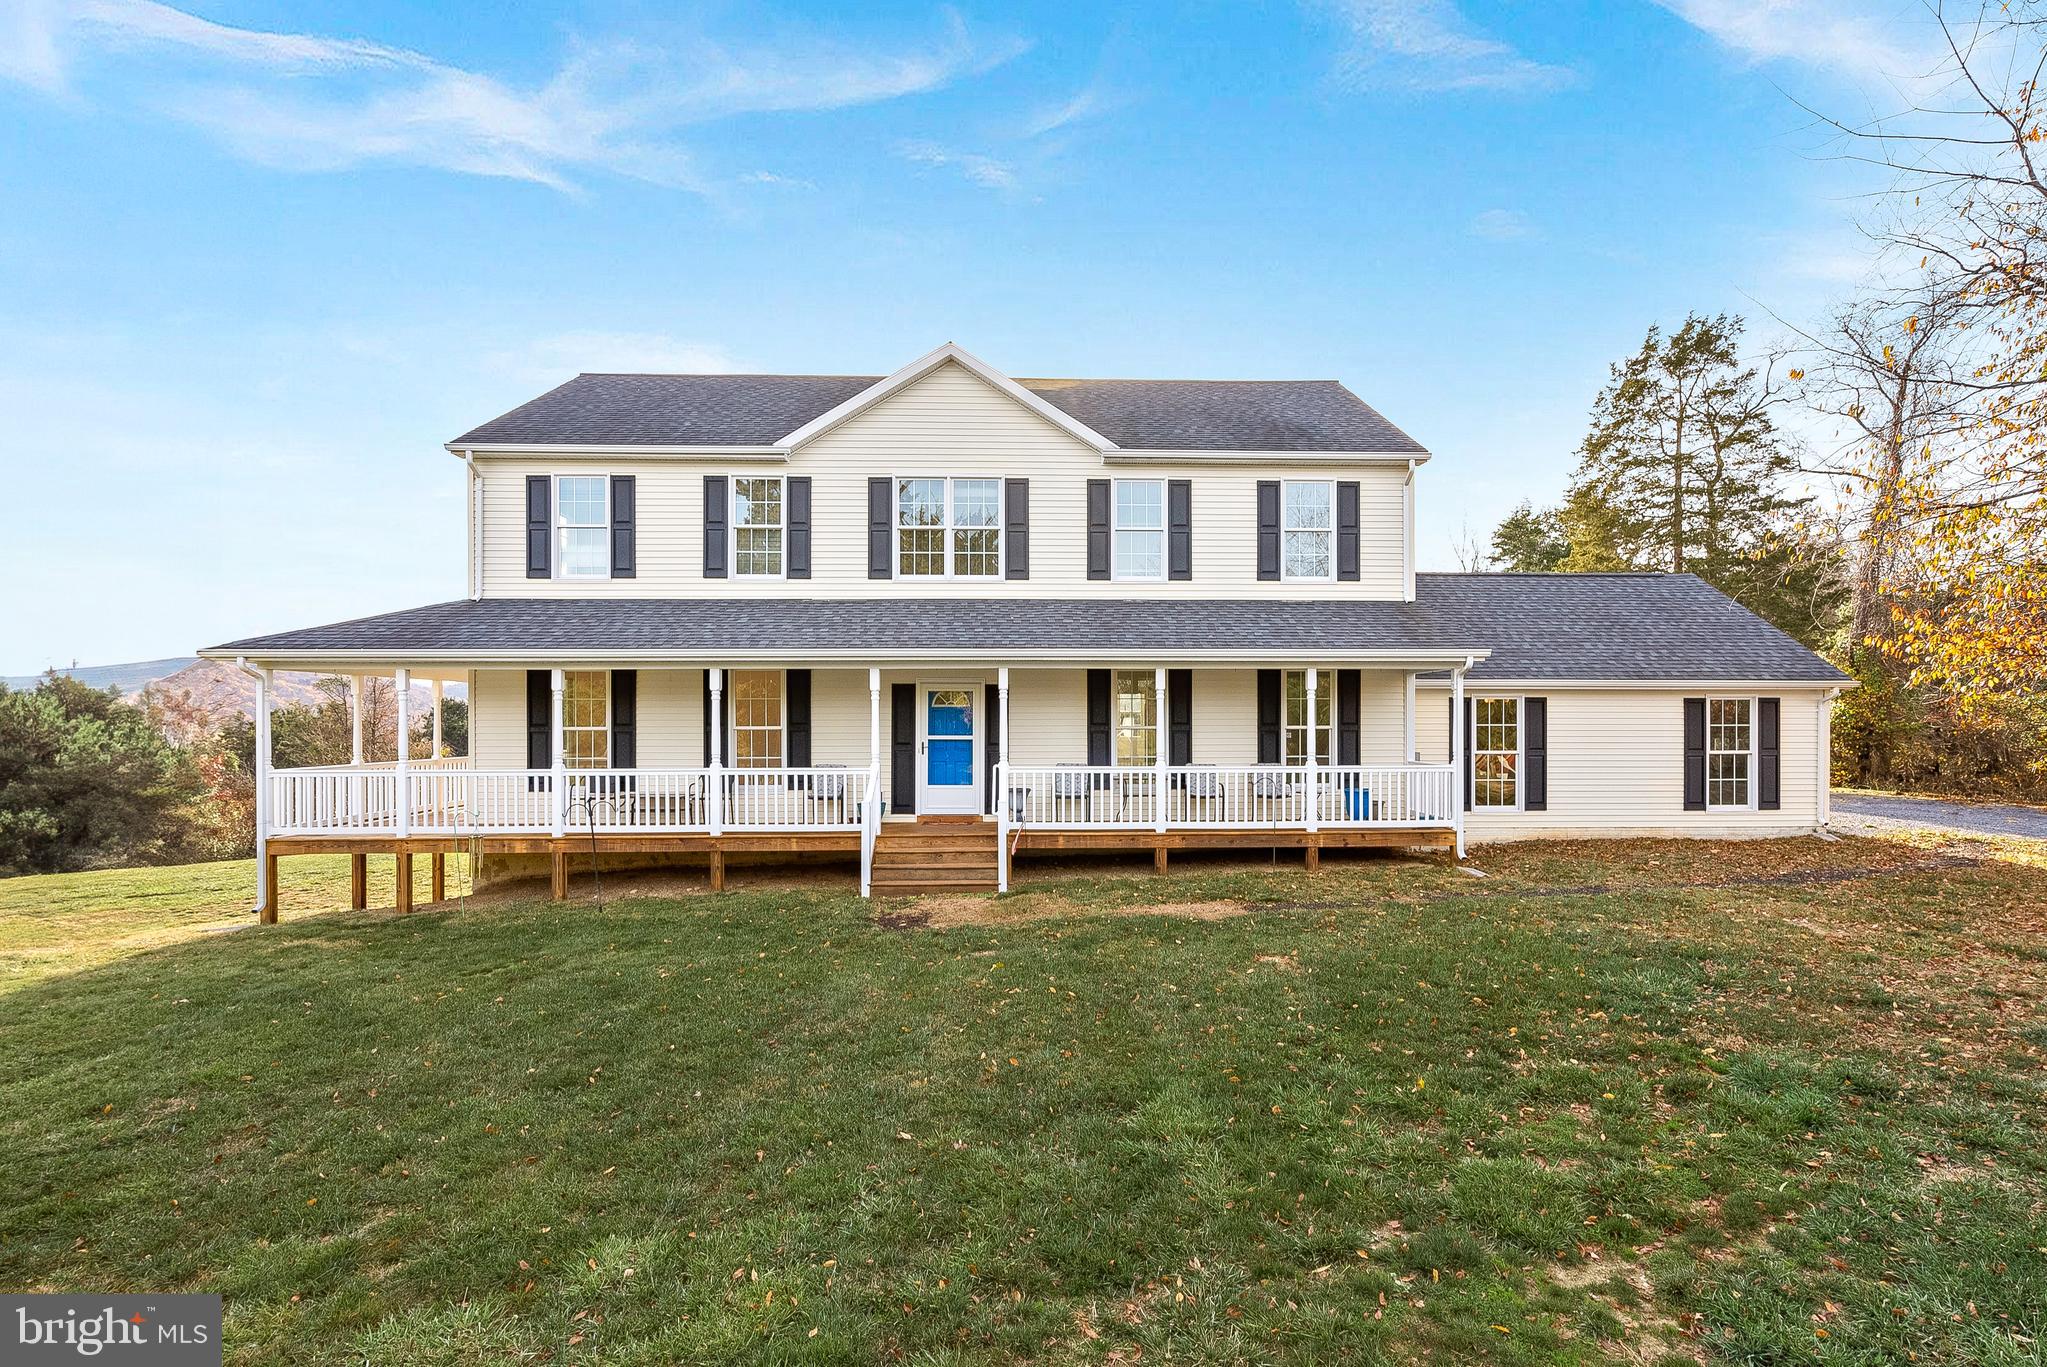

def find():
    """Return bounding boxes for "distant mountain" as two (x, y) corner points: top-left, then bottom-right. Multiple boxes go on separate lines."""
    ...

(4, 657), (198, 692)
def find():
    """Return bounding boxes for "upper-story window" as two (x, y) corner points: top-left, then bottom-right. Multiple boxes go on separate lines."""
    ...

(1282, 480), (1334, 581)
(1473, 698), (1519, 808)
(1114, 479), (1165, 580)
(556, 475), (609, 578)
(733, 477), (784, 578)
(1707, 698), (1753, 809)
(898, 477), (1000, 578)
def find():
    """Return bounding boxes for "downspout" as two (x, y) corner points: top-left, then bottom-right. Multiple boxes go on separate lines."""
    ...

(463, 450), (482, 600)
(235, 657), (269, 916)
(1403, 459), (1417, 602)
(1819, 687), (1841, 830)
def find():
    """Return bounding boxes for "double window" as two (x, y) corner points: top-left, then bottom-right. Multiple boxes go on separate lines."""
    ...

(729, 670), (785, 769)
(1707, 698), (1753, 809)
(1473, 698), (1519, 809)
(733, 477), (784, 578)
(1282, 670), (1332, 765)
(1282, 481), (1334, 581)
(1114, 670), (1158, 766)
(898, 477), (1001, 578)
(556, 475), (609, 579)
(1113, 479), (1165, 580)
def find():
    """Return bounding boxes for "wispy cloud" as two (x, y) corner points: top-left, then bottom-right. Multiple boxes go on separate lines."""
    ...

(1316, 0), (1575, 93)
(1468, 208), (1536, 241)
(1, 0), (1025, 190)
(1021, 80), (1121, 137)
(895, 139), (1020, 191)
(1653, 0), (1927, 81)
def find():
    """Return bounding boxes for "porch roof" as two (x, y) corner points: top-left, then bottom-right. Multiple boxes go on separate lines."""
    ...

(203, 597), (1488, 667)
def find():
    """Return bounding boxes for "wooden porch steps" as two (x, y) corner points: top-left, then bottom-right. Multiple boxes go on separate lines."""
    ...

(871, 821), (1000, 895)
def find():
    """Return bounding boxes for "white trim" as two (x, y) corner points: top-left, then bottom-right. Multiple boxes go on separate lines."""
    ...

(1414, 677), (1849, 693)
(1469, 694), (1524, 812)
(207, 646), (1495, 670)
(552, 471), (612, 581)
(1704, 695), (1759, 813)
(449, 443), (788, 458)
(726, 668), (788, 770)
(1101, 449), (1431, 465)
(728, 472), (788, 581)
(891, 474), (1006, 582)
(1109, 667), (1161, 766)
(915, 679), (984, 814)
(1110, 477), (1167, 583)
(777, 343), (1118, 451)
(1280, 479), (1337, 584)
(1401, 459), (1417, 602)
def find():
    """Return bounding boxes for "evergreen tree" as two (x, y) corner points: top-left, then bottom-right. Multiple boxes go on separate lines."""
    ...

(1487, 502), (1569, 571)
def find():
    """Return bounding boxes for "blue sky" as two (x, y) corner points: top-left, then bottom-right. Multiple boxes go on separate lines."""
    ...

(0, 0), (1938, 673)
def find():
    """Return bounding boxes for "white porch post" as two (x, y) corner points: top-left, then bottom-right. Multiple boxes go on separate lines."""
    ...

(1153, 666), (1169, 834)
(707, 668), (724, 836)
(431, 678), (444, 758)
(864, 667), (881, 898)
(868, 668), (882, 775)
(348, 674), (363, 766)
(550, 668), (566, 838)
(1404, 671), (1417, 763)
(1304, 667), (1320, 833)
(996, 666), (1011, 893)
(1450, 663), (1466, 859)
(394, 668), (411, 839)
(251, 662), (271, 912)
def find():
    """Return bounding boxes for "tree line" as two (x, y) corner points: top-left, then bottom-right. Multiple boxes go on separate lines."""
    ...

(0, 675), (466, 875)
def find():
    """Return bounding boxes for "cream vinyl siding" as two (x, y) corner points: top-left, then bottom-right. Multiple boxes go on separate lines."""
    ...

(1416, 688), (1830, 838)
(472, 668), (707, 770)
(475, 361), (1411, 600)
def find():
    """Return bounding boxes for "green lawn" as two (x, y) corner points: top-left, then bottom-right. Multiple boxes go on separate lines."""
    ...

(2, 839), (2044, 1364)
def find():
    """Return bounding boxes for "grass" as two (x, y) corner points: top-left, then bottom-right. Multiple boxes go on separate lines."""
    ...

(1, 837), (2044, 1363)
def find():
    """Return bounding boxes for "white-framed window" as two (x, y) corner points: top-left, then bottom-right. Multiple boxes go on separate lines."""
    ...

(1282, 670), (1332, 765)
(1281, 480), (1334, 581)
(729, 670), (785, 769)
(1114, 670), (1158, 767)
(562, 669), (609, 768)
(556, 475), (609, 579)
(1707, 697), (1753, 809)
(897, 477), (1001, 578)
(1113, 479), (1165, 580)
(1472, 697), (1520, 809)
(732, 476), (784, 578)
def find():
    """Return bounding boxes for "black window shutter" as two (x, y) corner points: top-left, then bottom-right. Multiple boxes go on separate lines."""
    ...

(1524, 696), (1548, 812)
(1256, 669), (1281, 763)
(786, 670), (811, 767)
(1005, 479), (1030, 580)
(787, 477), (812, 579)
(1336, 480), (1361, 582)
(1167, 480), (1193, 580)
(610, 670), (637, 768)
(1086, 479), (1111, 580)
(1683, 697), (1707, 811)
(702, 476), (729, 578)
(984, 683), (1001, 813)
(1463, 698), (1475, 812)
(526, 670), (551, 768)
(868, 477), (893, 579)
(1256, 480), (1281, 581)
(609, 475), (636, 578)
(526, 476), (551, 579)
(1086, 669), (1112, 765)
(701, 674), (728, 766)
(1336, 670), (1361, 766)
(1758, 697), (1781, 810)
(890, 683), (916, 813)
(1168, 669), (1193, 765)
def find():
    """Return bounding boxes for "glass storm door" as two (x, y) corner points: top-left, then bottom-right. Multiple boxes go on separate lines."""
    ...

(919, 684), (979, 815)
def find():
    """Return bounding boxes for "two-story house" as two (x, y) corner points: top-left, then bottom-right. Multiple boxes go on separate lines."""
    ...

(202, 344), (1849, 919)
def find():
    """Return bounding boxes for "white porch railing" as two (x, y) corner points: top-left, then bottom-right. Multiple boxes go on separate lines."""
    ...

(267, 765), (874, 837)
(998, 763), (1458, 831)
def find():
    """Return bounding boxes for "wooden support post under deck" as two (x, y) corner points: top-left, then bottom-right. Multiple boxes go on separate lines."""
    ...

(394, 852), (414, 913)
(430, 853), (446, 903)
(260, 852), (279, 924)
(550, 850), (569, 902)
(1304, 844), (1321, 873)
(349, 853), (367, 910)
(1153, 842), (1169, 875)
(708, 849), (727, 893)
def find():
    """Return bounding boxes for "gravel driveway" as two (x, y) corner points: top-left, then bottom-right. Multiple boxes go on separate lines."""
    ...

(1834, 792), (2047, 841)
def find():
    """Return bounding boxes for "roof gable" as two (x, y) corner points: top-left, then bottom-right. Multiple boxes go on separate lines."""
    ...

(779, 343), (1114, 451)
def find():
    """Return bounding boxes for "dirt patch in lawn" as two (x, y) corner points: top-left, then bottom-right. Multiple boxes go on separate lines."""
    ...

(898, 891), (1249, 929)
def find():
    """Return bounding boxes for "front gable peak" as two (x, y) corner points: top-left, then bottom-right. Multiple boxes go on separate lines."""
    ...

(776, 343), (1118, 453)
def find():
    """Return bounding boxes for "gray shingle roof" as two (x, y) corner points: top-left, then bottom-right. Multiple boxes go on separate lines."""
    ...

(206, 575), (1848, 683)
(449, 373), (1427, 454)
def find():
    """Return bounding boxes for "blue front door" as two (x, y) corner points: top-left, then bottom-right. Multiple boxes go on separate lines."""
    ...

(921, 686), (978, 813)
